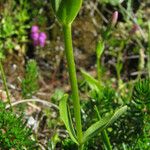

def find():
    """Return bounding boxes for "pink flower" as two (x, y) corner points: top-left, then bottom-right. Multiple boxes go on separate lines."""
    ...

(30, 25), (39, 46)
(38, 32), (47, 47)
(31, 32), (39, 41)
(31, 25), (39, 33)
(30, 25), (47, 47)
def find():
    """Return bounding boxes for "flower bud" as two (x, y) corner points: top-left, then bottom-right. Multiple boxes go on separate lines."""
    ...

(111, 11), (118, 27)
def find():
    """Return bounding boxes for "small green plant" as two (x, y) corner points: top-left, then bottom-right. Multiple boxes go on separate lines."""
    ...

(22, 59), (39, 98)
(0, 57), (36, 149)
(0, 0), (30, 54)
(132, 78), (150, 105)
(51, 1), (127, 149)
(0, 59), (11, 107)
(51, 0), (84, 146)
(0, 101), (36, 149)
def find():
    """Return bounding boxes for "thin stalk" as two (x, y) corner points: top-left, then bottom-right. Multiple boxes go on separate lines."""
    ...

(96, 51), (112, 149)
(135, 39), (145, 80)
(0, 60), (12, 108)
(147, 22), (150, 78)
(63, 24), (83, 144)
(95, 106), (112, 150)
(116, 62), (122, 89)
(116, 43), (124, 90)
(97, 56), (101, 82)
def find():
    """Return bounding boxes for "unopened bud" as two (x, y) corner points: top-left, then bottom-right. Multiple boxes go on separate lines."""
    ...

(111, 11), (118, 27)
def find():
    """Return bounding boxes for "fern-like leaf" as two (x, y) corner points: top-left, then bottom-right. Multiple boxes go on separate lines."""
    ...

(132, 78), (150, 104)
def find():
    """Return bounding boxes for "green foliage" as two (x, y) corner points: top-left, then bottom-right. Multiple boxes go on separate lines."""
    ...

(105, 96), (145, 149)
(1, 0), (149, 149)
(47, 133), (60, 150)
(96, 41), (105, 59)
(80, 70), (149, 149)
(51, 89), (64, 103)
(62, 138), (78, 150)
(134, 114), (150, 149)
(82, 106), (127, 144)
(51, 0), (82, 25)
(0, 101), (36, 149)
(81, 69), (103, 92)
(21, 59), (39, 98)
(132, 78), (150, 105)
(59, 69), (127, 147)
(59, 94), (78, 145)
(88, 82), (148, 149)
(0, 0), (30, 54)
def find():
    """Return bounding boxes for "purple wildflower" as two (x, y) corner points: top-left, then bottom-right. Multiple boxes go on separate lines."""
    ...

(31, 25), (39, 46)
(31, 25), (39, 33)
(30, 25), (47, 47)
(31, 32), (39, 41)
(38, 32), (47, 47)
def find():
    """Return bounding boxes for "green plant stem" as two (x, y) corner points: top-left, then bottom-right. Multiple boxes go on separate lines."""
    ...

(95, 43), (112, 149)
(95, 107), (112, 150)
(97, 57), (101, 82)
(0, 60), (12, 108)
(135, 38), (145, 80)
(63, 24), (83, 144)
(147, 22), (150, 78)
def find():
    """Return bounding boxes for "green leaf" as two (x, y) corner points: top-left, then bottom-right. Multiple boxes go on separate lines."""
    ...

(104, 105), (127, 127)
(51, 0), (82, 25)
(96, 41), (104, 59)
(82, 105), (127, 144)
(59, 94), (78, 144)
(82, 116), (110, 144)
(81, 69), (103, 92)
